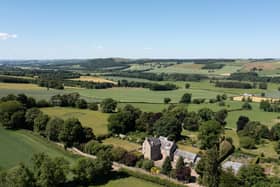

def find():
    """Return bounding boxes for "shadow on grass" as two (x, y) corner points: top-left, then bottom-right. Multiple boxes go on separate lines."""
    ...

(91, 171), (130, 186)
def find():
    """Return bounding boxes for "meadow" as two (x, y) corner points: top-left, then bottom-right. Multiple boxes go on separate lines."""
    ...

(0, 128), (77, 170)
(41, 107), (109, 135)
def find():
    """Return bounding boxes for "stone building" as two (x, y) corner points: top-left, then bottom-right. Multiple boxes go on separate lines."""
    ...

(142, 136), (176, 161)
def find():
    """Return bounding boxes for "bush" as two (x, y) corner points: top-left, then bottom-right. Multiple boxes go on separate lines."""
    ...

(242, 102), (252, 110)
(120, 152), (139, 166)
(88, 102), (99, 110)
(239, 136), (256, 149)
(141, 160), (154, 171)
(36, 99), (50, 107)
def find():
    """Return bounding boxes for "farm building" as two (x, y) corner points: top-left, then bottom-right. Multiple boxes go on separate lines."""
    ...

(173, 149), (200, 166)
(232, 93), (280, 103)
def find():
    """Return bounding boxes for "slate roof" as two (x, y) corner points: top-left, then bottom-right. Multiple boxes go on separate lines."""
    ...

(159, 136), (175, 151)
(174, 149), (198, 162)
(147, 137), (161, 147)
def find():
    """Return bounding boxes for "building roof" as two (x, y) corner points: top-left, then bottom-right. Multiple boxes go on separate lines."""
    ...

(174, 149), (197, 162)
(159, 136), (175, 151)
(147, 137), (161, 147)
(222, 161), (244, 174)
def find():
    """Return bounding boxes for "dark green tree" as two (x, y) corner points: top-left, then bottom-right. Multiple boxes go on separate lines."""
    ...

(161, 156), (172, 175)
(215, 109), (228, 126)
(271, 123), (280, 141)
(164, 97), (171, 104)
(153, 114), (182, 141)
(46, 117), (64, 141)
(236, 116), (249, 132)
(176, 156), (185, 170)
(25, 108), (42, 130)
(198, 108), (214, 121)
(34, 113), (49, 135)
(237, 164), (267, 187)
(59, 118), (84, 147)
(183, 111), (200, 131)
(198, 120), (223, 149)
(100, 98), (117, 113)
(180, 93), (192, 104)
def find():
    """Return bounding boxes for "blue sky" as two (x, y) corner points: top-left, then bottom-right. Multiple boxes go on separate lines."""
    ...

(0, 0), (279, 59)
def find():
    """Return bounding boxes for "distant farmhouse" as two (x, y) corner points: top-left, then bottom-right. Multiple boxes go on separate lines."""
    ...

(142, 136), (200, 166)
(232, 93), (280, 103)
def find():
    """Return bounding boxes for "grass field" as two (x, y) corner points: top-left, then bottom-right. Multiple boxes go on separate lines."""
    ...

(0, 128), (77, 170)
(41, 107), (109, 135)
(149, 63), (242, 76)
(92, 176), (162, 187)
(102, 137), (141, 151)
(70, 76), (117, 84)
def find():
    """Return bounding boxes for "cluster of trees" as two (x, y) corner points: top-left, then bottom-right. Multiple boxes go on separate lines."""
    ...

(196, 147), (280, 187)
(107, 100), (229, 143)
(229, 72), (280, 83)
(236, 116), (280, 150)
(0, 94), (96, 148)
(0, 152), (112, 187)
(215, 81), (253, 89)
(160, 156), (191, 182)
(0, 75), (33, 84)
(83, 140), (142, 167)
(107, 72), (208, 81)
(50, 93), (116, 112)
(260, 100), (280, 112)
(117, 80), (178, 91)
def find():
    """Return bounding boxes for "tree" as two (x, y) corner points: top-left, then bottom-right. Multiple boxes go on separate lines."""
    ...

(161, 156), (172, 175)
(238, 121), (270, 143)
(88, 102), (98, 110)
(185, 83), (190, 89)
(153, 114), (182, 141)
(275, 141), (280, 154)
(0, 101), (24, 129)
(0, 163), (35, 187)
(198, 120), (223, 149)
(46, 117), (64, 141)
(200, 145), (221, 187)
(32, 153), (69, 187)
(183, 111), (200, 131)
(198, 108), (214, 121)
(176, 156), (185, 170)
(34, 113), (49, 134)
(135, 112), (162, 134)
(10, 110), (26, 129)
(75, 99), (88, 109)
(215, 109), (228, 126)
(175, 166), (191, 182)
(180, 93), (192, 104)
(237, 164), (267, 187)
(25, 108), (42, 130)
(219, 169), (240, 187)
(242, 102), (252, 110)
(100, 98), (117, 113)
(259, 82), (268, 90)
(271, 123), (280, 141)
(164, 97), (171, 104)
(236, 116), (249, 132)
(142, 160), (154, 171)
(59, 118), (84, 147)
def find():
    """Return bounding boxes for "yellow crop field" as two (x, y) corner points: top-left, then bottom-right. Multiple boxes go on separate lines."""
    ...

(71, 76), (117, 84)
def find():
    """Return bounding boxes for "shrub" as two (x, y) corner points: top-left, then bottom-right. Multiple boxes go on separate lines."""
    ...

(239, 136), (256, 149)
(141, 160), (154, 171)
(88, 102), (99, 111)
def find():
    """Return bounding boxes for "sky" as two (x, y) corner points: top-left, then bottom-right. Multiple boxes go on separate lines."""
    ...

(0, 0), (280, 59)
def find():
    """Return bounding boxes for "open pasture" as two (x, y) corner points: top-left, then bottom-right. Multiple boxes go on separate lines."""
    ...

(41, 107), (109, 135)
(70, 76), (117, 84)
(0, 128), (77, 170)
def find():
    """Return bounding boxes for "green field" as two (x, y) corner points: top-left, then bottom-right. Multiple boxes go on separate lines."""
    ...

(41, 107), (109, 135)
(102, 137), (141, 151)
(92, 176), (162, 187)
(0, 128), (77, 170)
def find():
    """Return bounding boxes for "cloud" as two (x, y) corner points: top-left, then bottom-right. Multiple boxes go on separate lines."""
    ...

(0, 33), (17, 40)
